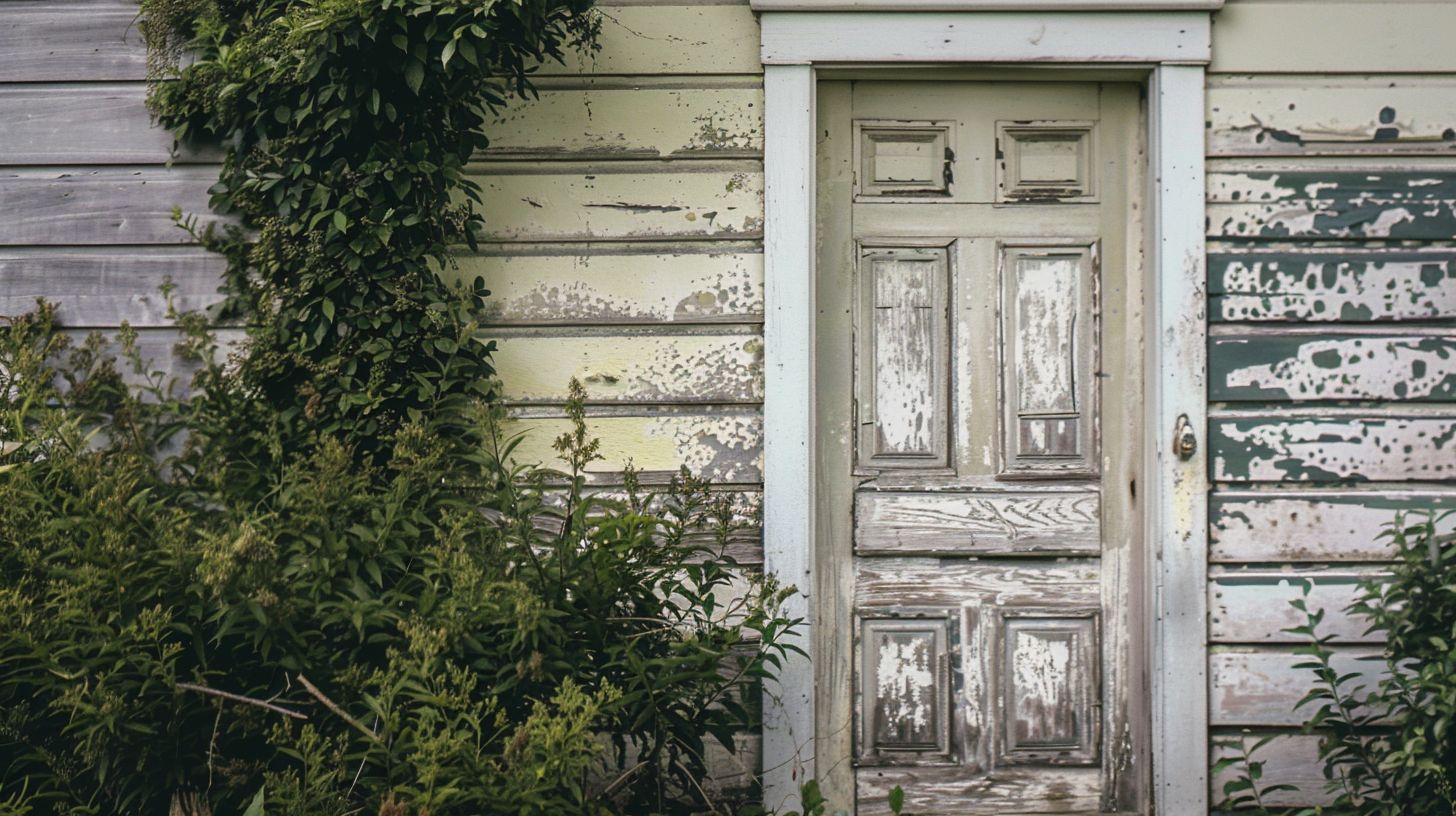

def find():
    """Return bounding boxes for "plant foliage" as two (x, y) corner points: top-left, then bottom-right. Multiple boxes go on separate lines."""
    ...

(1215, 513), (1456, 814)
(0, 2), (803, 814)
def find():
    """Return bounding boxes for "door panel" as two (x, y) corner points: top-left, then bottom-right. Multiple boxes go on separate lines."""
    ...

(816, 80), (1147, 814)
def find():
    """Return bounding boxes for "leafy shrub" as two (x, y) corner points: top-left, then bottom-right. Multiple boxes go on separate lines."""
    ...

(1215, 513), (1456, 814)
(0, 0), (801, 813)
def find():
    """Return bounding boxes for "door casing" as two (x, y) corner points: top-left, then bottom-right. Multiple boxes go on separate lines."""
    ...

(758, 14), (1212, 815)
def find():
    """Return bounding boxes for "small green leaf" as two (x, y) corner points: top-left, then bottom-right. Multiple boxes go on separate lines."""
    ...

(242, 786), (265, 816)
(333, 210), (347, 232)
(404, 60), (424, 94)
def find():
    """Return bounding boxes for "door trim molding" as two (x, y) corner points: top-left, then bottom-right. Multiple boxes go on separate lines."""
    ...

(760, 13), (1210, 814)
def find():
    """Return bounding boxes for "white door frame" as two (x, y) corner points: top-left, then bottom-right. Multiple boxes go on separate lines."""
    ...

(759, 11), (1213, 813)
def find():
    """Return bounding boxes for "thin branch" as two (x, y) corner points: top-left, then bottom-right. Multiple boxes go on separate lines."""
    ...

(175, 682), (308, 720)
(296, 673), (380, 743)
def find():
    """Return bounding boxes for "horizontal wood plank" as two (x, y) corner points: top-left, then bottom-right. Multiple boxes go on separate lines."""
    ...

(853, 490), (1100, 556)
(1209, 248), (1456, 322)
(1209, 733), (1331, 808)
(1207, 169), (1456, 240)
(1209, 1), (1456, 74)
(1207, 76), (1456, 158)
(0, 2), (146, 82)
(0, 167), (219, 246)
(492, 329), (762, 404)
(1211, 490), (1456, 563)
(857, 765), (1099, 815)
(1211, 415), (1456, 483)
(1211, 332), (1456, 402)
(855, 558), (1100, 608)
(1210, 647), (1385, 727)
(455, 248), (763, 326)
(1210, 570), (1378, 645)
(0, 84), (216, 165)
(0, 249), (225, 326)
(484, 85), (762, 159)
(472, 162), (762, 242)
(504, 410), (761, 483)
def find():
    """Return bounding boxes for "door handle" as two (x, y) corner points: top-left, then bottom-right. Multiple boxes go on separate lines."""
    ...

(1174, 413), (1197, 461)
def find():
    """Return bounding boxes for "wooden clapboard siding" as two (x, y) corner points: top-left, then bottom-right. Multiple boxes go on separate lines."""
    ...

(504, 409), (762, 484)
(0, 1), (148, 83)
(1210, 1), (1456, 74)
(1207, 76), (1456, 158)
(1205, 8), (1456, 801)
(0, 248), (226, 327)
(0, 166), (219, 245)
(0, 83), (218, 165)
(1208, 246), (1456, 323)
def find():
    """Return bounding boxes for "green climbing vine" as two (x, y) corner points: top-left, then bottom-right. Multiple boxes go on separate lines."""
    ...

(0, 3), (802, 815)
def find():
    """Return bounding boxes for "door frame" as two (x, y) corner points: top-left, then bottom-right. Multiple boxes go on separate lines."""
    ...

(758, 11), (1213, 814)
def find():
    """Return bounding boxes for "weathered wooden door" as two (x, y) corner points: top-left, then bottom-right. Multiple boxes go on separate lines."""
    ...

(815, 79), (1148, 814)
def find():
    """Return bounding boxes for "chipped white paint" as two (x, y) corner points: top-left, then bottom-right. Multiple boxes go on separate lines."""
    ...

(1011, 632), (1072, 723)
(1210, 252), (1456, 322)
(1211, 490), (1456, 563)
(1213, 415), (1456, 482)
(855, 490), (1100, 555)
(876, 636), (936, 735)
(860, 248), (949, 467)
(1215, 334), (1456, 401)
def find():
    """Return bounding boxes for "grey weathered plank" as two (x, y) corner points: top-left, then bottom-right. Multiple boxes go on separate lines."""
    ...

(0, 167), (219, 246)
(853, 490), (1099, 555)
(1208, 248), (1456, 323)
(1211, 414), (1456, 483)
(0, 2), (147, 82)
(492, 327), (762, 404)
(1210, 490), (1456, 563)
(0, 83), (216, 165)
(857, 766), (1099, 815)
(1209, 733), (1330, 808)
(1210, 332), (1456, 402)
(453, 246), (763, 326)
(1209, 647), (1385, 727)
(1209, 570), (1379, 645)
(1208, 1), (1456, 75)
(0, 249), (224, 326)
(470, 161), (762, 242)
(1207, 76), (1456, 158)
(854, 559), (1100, 609)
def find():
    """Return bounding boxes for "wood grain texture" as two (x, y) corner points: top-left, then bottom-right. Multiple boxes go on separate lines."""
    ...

(492, 329), (762, 404)
(1210, 490), (1456, 563)
(457, 248), (763, 326)
(0, 2), (146, 82)
(854, 559), (1100, 609)
(483, 84), (762, 160)
(853, 490), (1099, 555)
(1211, 414), (1456, 483)
(1209, 733), (1331, 808)
(0, 167), (219, 246)
(472, 162), (762, 242)
(0, 84), (215, 165)
(1208, 248), (1456, 323)
(1207, 169), (1456, 240)
(1207, 75), (1456, 157)
(504, 409), (761, 483)
(1209, 570), (1379, 644)
(1209, 647), (1384, 727)
(856, 765), (1099, 815)
(0, 249), (224, 326)
(1209, 1), (1456, 74)
(1210, 332), (1456, 402)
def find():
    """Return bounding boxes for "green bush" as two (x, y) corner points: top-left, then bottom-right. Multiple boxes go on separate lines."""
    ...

(0, 1), (801, 813)
(1215, 513), (1456, 814)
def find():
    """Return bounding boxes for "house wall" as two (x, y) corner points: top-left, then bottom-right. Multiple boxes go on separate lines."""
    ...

(3, 0), (1455, 810)
(1205, 1), (1456, 807)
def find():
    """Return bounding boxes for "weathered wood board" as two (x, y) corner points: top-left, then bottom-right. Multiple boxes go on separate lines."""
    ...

(856, 766), (1099, 816)
(452, 248), (763, 326)
(853, 559), (1101, 609)
(0, 84), (217, 165)
(1210, 331), (1456, 402)
(1209, 647), (1385, 727)
(1209, 570), (1379, 644)
(470, 162), (762, 242)
(1211, 414), (1456, 482)
(1209, 733), (1331, 808)
(484, 82), (762, 160)
(1208, 247), (1456, 322)
(1207, 168), (1456, 240)
(1207, 75), (1456, 157)
(853, 490), (1100, 556)
(0, 1), (148, 82)
(0, 167), (219, 246)
(503, 409), (762, 483)
(0, 249), (225, 326)
(1210, 490), (1456, 562)
(491, 328), (762, 404)
(1209, 1), (1456, 74)
(0, 3), (761, 82)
